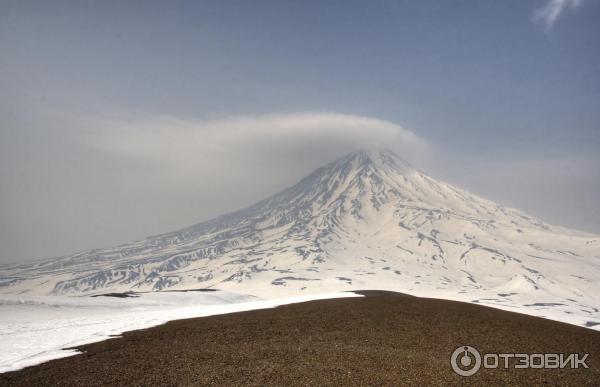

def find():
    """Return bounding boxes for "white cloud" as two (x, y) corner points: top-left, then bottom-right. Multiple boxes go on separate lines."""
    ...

(85, 112), (430, 180)
(534, 0), (583, 30)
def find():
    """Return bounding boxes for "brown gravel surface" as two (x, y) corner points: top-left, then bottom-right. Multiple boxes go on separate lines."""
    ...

(1, 290), (599, 386)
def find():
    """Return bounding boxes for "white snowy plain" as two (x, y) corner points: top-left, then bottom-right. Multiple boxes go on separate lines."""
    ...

(0, 290), (363, 373)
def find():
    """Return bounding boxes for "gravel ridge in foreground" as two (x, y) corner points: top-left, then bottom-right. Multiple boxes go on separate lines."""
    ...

(1, 291), (599, 386)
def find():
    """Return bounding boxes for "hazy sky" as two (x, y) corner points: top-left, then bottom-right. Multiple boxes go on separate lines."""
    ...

(1, 0), (599, 264)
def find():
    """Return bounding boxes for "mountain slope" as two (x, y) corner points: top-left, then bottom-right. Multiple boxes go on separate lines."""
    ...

(1, 149), (599, 328)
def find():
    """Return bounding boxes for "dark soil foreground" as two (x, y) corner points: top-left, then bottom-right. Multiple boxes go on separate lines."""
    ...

(1, 291), (599, 386)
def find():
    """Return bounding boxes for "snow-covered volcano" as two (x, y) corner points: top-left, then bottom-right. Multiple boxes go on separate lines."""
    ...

(1, 149), (599, 328)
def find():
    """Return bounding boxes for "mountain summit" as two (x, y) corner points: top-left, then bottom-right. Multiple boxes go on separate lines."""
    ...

(1, 149), (599, 328)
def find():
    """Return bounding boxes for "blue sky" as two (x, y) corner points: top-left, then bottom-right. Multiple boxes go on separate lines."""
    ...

(0, 0), (599, 263)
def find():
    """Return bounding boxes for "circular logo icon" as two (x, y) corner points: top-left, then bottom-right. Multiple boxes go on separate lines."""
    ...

(451, 346), (481, 376)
